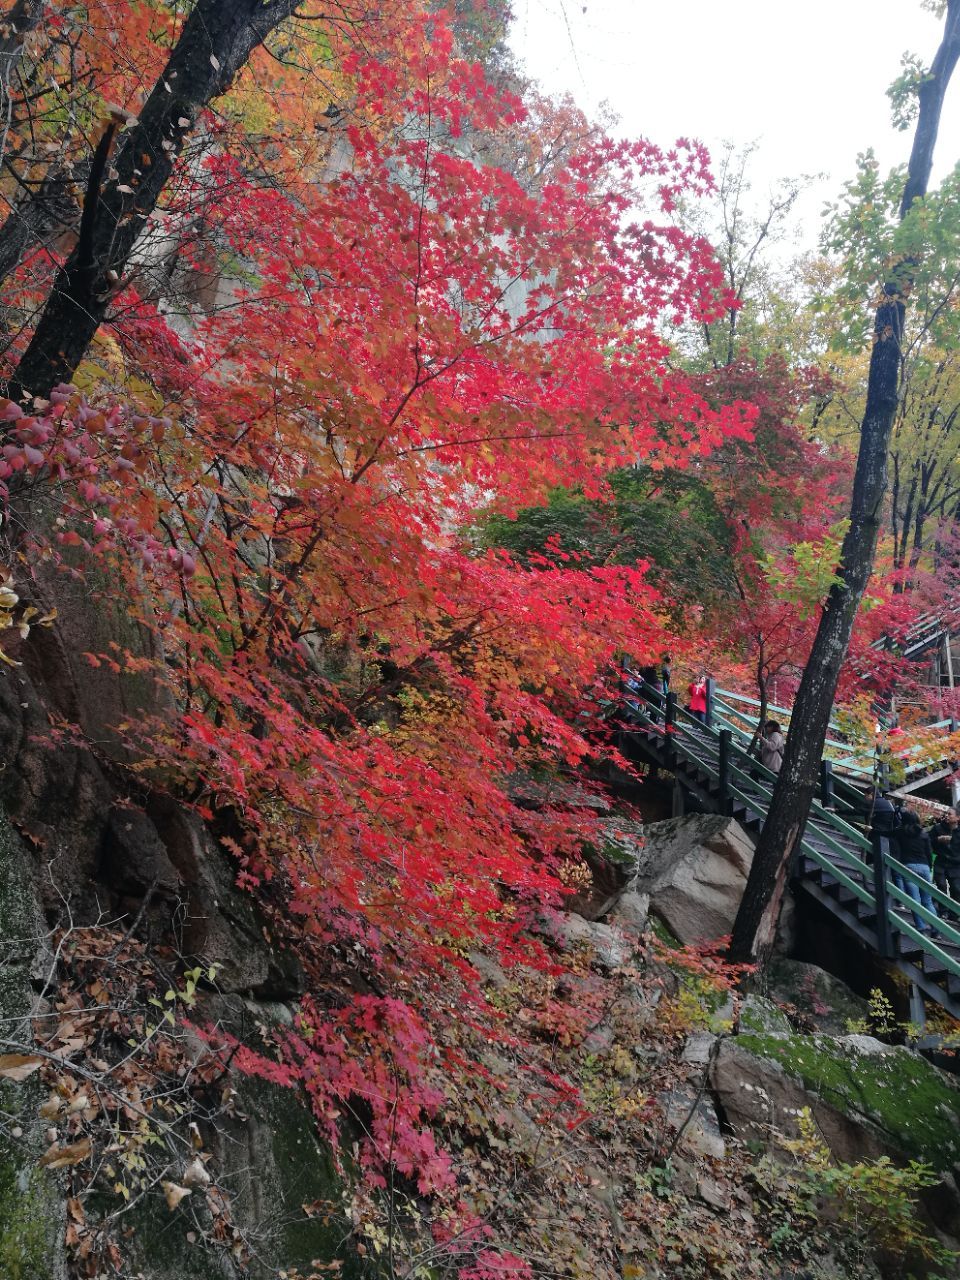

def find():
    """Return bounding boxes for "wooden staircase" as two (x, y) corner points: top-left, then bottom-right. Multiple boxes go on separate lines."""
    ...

(616, 682), (960, 1020)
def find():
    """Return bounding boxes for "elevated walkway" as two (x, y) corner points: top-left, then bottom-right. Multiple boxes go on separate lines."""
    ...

(709, 686), (958, 799)
(616, 680), (960, 1020)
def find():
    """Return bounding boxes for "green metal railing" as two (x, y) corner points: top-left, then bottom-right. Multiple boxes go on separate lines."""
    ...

(712, 687), (957, 789)
(617, 672), (960, 988)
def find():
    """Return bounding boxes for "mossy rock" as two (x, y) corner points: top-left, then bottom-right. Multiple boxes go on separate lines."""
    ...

(0, 1154), (63, 1280)
(739, 995), (792, 1038)
(121, 1074), (372, 1279)
(766, 957), (870, 1035)
(731, 1029), (960, 1172)
(0, 810), (66, 1278)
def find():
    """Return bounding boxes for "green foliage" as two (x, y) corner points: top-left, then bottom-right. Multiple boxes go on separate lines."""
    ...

(887, 53), (932, 131)
(781, 1108), (957, 1270)
(759, 518), (850, 617)
(749, 1106), (956, 1275)
(478, 466), (735, 610)
(821, 153), (960, 351)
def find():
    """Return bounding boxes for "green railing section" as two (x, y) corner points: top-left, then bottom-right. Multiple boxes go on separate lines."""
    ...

(617, 672), (960, 987)
(713, 687), (957, 787)
(712, 687), (875, 778)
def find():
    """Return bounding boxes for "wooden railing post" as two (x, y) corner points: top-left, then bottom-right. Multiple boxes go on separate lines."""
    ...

(664, 692), (676, 767)
(718, 729), (732, 816)
(705, 677), (715, 727)
(819, 759), (835, 809)
(872, 832), (894, 959)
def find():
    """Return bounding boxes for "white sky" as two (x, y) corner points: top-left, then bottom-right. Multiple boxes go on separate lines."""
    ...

(510, 0), (960, 249)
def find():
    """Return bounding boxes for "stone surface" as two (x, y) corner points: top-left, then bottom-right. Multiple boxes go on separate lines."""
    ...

(766, 957), (870, 1035)
(739, 994), (792, 1038)
(607, 889), (650, 935)
(836, 1034), (893, 1057)
(468, 950), (510, 991)
(661, 1085), (727, 1161)
(117, 1026), (368, 1280)
(566, 817), (641, 921)
(0, 811), (67, 1280)
(147, 798), (305, 998)
(682, 1032), (718, 1065)
(533, 910), (632, 969)
(697, 1175), (730, 1210)
(711, 1029), (960, 1240)
(633, 815), (755, 943)
(100, 805), (182, 897)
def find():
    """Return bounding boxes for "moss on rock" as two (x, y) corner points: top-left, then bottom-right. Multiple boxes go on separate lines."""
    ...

(739, 995), (792, 1037)
(736, 1029), (960, 1171)
(0, 1155), (60, 1280)
(0, 810), (64, 1278)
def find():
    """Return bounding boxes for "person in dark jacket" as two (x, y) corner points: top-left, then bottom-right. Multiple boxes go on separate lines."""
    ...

(660, 653), (672, 701)
(864, 786), (900, 836)
(892, 810), (938, 933)
(861, 786), (900, 867)
(931, 809), (960, 903)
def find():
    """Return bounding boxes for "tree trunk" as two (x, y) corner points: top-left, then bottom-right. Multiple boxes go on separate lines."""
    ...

(729, 0), (960, 966)
(7, 0), (303, 404)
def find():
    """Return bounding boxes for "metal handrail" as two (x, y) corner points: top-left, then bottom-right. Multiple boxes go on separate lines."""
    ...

(617, 668), (960, 993)
(799, 843), (873, 905)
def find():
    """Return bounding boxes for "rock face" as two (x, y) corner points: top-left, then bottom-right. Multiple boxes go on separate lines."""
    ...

(0, 803), (354, 1280)
(661, 1084), (726, 1160)
(632, 815), (754, 944)
(533, 910), (632, 969)
(121, 1063), (367, 1280)
(710, 1023), (960, 1240)
(608, 889), (650, 936)
(766, 957), (870, 1035)
(0, 818), (67, 1280)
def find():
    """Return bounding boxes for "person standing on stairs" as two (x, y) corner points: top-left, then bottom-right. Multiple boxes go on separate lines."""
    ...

(863, 786), (901, 866)
(893, 810), (939, 933)
(931, 809), (960, 909)
(687, 673), (708, 724)
(660, 653), (671, 702)
(758, 719), (785, 774)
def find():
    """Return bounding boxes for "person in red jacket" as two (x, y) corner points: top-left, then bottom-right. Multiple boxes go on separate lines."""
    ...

(688, 674), (708, 724)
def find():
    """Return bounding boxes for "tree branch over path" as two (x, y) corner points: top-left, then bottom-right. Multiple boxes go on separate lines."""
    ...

(8, 0), (304, 405)
(729, 0), (960, 966)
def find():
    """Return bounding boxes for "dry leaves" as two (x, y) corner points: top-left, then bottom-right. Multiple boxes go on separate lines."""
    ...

(0, 1052), (45, 1081)
(38, 1136), (93, 1169)
(162, 1181), (192, 1211)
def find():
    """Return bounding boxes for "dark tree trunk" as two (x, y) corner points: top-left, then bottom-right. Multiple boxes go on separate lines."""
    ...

(7, 0), (303, 404)
(729, 0), (960, 966)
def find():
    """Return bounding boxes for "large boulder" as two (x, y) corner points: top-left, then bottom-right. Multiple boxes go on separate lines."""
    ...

(632, 815), (754, 944)
(766, 957), (870, 1035)
(711, 1027), (960, 1240)
(608, 889), (650, 936)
